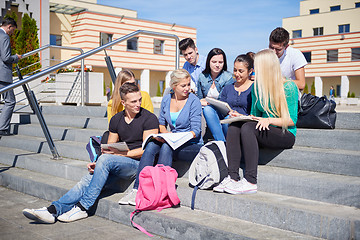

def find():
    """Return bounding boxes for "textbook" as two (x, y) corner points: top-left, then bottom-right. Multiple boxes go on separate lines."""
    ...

(142, 132), (193, 150)
(101, 142), (129, 151)
(205, 97), (232, 116)
(220, 115), (256, 124)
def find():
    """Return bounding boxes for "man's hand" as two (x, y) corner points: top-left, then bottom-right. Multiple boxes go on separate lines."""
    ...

(16, 54), (22, 59)
(87, 162), (96, 174)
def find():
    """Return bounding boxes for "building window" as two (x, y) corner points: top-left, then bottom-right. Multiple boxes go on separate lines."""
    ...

(356, 2), (360, 8)
(303, 52), (311, 63)
(313, 27), (324, 36)
(352, 48), (360, 61)
(338, 24), (350, 33)
(127, 37), (138, 51)
(310, 8), (319, 14)
(50, 34), (62, 46)
(330, 5), (341, 11)
(292, 30), (302, 38)
(154, 39), (164, 54)
(327, 50), (338, 62)
(100, 32), (113, 49)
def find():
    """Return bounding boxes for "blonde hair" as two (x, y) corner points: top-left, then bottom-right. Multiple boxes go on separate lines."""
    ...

(111, 69), (135, 116)
(254, 49), (291, 129)
(169, 69), (191, 89)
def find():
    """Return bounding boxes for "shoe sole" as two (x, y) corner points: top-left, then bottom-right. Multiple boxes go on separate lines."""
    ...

(22, 210), (55, 224)
(224, 188), (257, 195)
(212, 187), (225, 193)
(58, 215), (88, 223)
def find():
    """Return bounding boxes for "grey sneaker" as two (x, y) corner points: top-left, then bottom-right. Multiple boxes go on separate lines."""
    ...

(22, 207), (55, 224)
(213, 175), (231, 193)
(57, 206), (88, 222)
(118, 189), (137, 206)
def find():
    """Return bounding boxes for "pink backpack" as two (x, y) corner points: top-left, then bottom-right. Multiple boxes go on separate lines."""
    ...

(130, 164), (180, 237)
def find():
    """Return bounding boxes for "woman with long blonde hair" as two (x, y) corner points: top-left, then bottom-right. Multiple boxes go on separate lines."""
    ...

(218, 49), (299, 194)
(107, 69), (153, 122)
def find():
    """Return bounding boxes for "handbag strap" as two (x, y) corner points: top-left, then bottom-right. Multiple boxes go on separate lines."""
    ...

(130, 210), (153, 237)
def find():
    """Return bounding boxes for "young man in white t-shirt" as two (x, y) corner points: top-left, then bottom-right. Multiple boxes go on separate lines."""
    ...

(269, 27), (307, 91)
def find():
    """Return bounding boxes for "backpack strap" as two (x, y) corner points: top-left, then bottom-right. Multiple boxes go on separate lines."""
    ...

(191, 174), (209, 210)
(206, 143), (228, 182)
(130, 210), (153, 237)
(162, 165), (180, 209)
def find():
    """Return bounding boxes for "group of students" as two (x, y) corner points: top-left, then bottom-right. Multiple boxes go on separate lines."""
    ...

(22, 27), (307, 224)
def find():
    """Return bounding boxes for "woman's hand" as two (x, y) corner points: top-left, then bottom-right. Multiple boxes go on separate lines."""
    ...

(229, 110), (242, 117)
(253, 117), (271, 131)
(200, 98), (209, 106)
(87, 162), (96, 174)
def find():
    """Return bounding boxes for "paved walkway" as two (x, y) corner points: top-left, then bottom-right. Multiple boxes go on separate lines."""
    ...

(0, 186), (166, 240)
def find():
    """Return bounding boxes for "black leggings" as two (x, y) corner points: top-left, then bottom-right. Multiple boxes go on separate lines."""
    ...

(226, 121), (295, 184)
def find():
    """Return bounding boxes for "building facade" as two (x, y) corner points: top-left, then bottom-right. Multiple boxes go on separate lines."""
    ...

(1, 0), (195, 104)
(283, 0), (360, 99)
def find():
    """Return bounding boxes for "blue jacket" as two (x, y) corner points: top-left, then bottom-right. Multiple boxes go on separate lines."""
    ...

(196, 71), (234, 99)
(159, 92), (202, 142)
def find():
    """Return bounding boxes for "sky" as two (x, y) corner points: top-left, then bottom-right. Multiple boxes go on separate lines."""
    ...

(98, 0), (301, 71)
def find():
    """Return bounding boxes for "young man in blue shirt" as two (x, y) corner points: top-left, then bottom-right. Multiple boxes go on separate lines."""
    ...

(179, 38), (206, 92)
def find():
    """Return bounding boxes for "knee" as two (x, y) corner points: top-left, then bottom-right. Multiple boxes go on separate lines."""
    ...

(202, 105), (216, 118)
(240, 122), (257, 136)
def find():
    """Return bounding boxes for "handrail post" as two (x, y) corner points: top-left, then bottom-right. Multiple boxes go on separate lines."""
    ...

(15, 66), (61, 160)
(81, 58), (84, 106)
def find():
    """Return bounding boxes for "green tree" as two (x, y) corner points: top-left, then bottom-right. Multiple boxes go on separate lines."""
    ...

(350, 92), (356, 98)
(16, 13), (41, 76)
(310, 82), (315, 95)
(4, 12), (19, 74)
(156, 82), (162, 97)
(303, 83), (308, 94)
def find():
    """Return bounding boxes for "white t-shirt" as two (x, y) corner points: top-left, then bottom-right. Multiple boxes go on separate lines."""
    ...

(279, 46), (307, 80)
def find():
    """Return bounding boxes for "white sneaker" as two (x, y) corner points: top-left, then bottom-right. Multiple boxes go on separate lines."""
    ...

(57, 205), (88, 222)
(224, 178), (257, 195)
(22, 207), (55, 224)
(118, 189), (137, 206)
(213, 175), (231, 193)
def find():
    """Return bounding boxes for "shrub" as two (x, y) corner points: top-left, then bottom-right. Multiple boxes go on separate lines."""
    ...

(310, 82), (315, 95)
(303, 83), (308, 94)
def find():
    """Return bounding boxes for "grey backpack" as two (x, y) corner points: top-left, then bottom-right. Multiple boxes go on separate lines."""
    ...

(188, 141), (228, 209)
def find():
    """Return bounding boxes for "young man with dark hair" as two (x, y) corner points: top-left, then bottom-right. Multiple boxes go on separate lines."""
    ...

(0, 17), (22, 136)
(179, 38), (206, 90)
(269, 27), (307, 91)
(23, 83), (159, 223)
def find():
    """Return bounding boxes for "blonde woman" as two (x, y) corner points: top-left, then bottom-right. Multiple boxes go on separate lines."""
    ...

(119, 69), (202, 205)
(217, 49), (299, 194)
(107, 69), (153, 122)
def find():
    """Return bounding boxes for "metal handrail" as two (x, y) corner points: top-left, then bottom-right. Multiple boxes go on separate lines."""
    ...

(0, 30), (180, 98)
(20, 44), (85, 105)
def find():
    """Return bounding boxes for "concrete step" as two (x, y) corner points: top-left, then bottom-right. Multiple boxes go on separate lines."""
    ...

(12, 123), (105, 143)
(260, 146), (360, 177)
(40, 105), (107, 118)
(296, 128), (360, 151)
(175, 178), (360, 240)
(30, 114), (108, 130)
(0, 135), (89, 161)
(335, 112), (360, 130)
(1, 143), (359, 208)
(0, 165), (323, 240)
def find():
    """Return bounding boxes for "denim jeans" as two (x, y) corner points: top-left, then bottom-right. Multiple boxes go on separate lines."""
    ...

(52, 154), (139, 216)
(203, 105), (228, 141)
(133, 140), (202, 189)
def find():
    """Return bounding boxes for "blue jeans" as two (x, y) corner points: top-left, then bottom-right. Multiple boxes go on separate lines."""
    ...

(52, 154), (139, 216)
(203, 105), (228, 141)
(133, 140), (202, 189)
